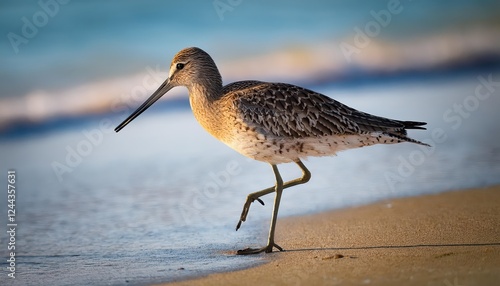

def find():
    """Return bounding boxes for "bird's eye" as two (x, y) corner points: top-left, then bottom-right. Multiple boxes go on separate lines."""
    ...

(176, 63), (185, 70)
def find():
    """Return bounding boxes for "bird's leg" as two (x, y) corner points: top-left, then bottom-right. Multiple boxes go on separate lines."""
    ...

(236, 160), (311, 255)
(236, 159), (311, 231)
(237, 164), (284, 254)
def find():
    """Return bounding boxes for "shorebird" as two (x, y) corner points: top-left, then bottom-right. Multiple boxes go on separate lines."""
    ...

(115, 47), (429, 254)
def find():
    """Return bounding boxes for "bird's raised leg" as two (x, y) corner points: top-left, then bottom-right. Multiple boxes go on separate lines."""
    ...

(236, 160), (311, 231)
(236, 160), (311, 255)
(237, 164), (284, 254)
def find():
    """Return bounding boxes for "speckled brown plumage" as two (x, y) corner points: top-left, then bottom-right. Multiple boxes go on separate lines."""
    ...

(214, 80), (428, 163)
(165, 48), (429, 164)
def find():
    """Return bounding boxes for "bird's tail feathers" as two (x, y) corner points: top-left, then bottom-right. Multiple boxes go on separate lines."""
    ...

(402, 121), (427, 130)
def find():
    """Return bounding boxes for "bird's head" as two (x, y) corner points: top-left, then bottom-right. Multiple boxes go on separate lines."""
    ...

(167, 47), (221, 89)
(114, 47), (221, 132)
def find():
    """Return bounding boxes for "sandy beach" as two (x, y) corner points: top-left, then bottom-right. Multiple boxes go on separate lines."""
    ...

(158, 185), (500, 286)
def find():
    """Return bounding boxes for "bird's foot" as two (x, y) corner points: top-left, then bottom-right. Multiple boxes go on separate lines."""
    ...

(236, 242), (283, 255)
(236, 195), (265, 231)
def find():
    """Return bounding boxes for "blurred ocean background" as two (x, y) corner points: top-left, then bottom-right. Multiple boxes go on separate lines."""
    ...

(1, 0), (500, 285)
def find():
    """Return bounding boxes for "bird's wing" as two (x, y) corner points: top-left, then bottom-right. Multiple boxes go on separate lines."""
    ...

(227, 81), (420, 139)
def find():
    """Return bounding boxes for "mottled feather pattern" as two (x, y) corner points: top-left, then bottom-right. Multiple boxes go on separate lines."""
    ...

(224, 81), (427, 144)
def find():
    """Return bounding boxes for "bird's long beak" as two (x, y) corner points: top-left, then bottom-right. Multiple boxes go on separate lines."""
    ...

(115, 78), (173, 132)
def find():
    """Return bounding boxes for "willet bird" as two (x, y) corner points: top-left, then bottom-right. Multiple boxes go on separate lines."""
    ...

(115, 47), (429, 254)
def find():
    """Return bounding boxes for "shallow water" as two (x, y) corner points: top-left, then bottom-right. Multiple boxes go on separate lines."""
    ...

(1, 71), (500, 285)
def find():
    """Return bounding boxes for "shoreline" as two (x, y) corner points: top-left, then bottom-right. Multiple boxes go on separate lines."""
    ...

(3, 65), (500, 139)
(156, 185), (500, 286)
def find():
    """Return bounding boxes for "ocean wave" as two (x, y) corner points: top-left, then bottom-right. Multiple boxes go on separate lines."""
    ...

(1, 27), (499, 134)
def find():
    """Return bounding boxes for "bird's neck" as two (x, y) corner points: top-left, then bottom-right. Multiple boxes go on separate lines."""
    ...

(188, 79), (223, 102)
(188, 82), (226, 140)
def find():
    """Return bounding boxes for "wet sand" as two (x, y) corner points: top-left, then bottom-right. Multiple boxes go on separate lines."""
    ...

(157, 185), (500, 286)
